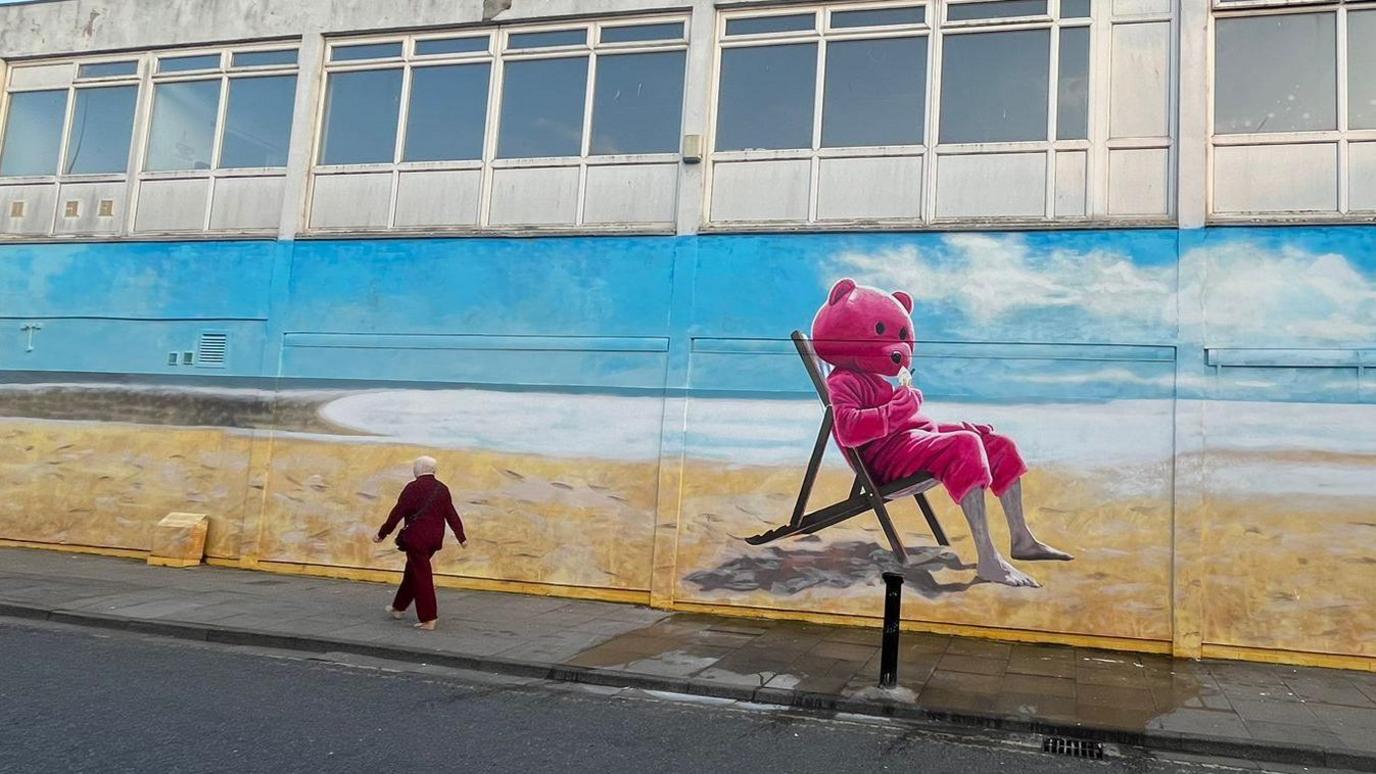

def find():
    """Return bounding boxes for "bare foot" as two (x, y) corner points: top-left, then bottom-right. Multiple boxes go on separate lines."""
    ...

(976, 557), (1040, 588)
(385, 605), (404, 620)
(414, 620), (436, 631)
(1011, 540), (1074, 561)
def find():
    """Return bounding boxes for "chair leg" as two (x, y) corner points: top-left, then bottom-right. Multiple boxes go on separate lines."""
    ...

(789, 410), (834, 528)
(868, 495), (908, 564)
(914, 493), (949, 547)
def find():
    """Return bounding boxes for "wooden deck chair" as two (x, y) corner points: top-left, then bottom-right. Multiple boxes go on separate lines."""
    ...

(745, 331), (950, 564)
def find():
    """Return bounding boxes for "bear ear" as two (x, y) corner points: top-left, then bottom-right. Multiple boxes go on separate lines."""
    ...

(892, 290), (914, 313)
(828, 278), (858, 306)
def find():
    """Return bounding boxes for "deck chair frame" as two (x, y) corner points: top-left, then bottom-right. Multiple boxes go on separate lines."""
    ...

(745, 331), (949, 564)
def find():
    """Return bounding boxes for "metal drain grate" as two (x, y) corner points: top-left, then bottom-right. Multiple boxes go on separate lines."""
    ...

(1042, 736), (1104, 759)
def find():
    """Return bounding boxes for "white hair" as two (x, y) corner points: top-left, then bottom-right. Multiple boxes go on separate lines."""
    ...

(412, 456), (438, 477)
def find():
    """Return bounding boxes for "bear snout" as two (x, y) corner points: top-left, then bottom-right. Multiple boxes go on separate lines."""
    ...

(890, 352), (903, 365)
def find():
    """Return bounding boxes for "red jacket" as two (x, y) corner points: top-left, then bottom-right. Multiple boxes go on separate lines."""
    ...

(376, 475), (466, 552)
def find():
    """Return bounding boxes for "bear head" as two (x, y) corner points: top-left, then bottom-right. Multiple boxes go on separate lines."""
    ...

(810, 278), (915, 377)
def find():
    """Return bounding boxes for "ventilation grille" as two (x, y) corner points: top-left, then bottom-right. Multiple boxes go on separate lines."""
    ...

(196, 332), (228, 368)
(1042, 736), (1103, 759)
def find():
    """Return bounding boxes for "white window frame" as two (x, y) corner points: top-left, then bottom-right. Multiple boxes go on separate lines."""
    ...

(136, 45), (300, 231)
(0, 43), (300, 238)
(704, 0), (1127, 229)
(0, 57), (141, 186)
(1207, 0), (1376, 220)
(308, 14), (689, 234)
(0, 56), (143, 236)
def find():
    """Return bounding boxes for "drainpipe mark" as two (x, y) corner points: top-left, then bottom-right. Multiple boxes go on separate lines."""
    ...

(482, 0), (513, 21)
(82, 9), (103, 38)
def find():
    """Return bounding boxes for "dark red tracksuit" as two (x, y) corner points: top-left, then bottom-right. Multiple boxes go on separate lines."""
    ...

(376, 474), (466, 623)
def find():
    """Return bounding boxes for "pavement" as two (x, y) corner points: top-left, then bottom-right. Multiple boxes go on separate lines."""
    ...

(2, 547), (1374, 772)
(6, 621), (1317, 774)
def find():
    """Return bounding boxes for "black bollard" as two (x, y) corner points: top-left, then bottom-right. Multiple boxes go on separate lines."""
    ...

(878, 571), (904, 688)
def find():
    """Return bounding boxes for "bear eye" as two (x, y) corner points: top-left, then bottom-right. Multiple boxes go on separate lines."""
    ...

(875, 322), (886, 335)
(900, 326), (909, 340)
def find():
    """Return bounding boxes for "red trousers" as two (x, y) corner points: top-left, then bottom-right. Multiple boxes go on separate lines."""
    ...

(392, 548), (438, 623)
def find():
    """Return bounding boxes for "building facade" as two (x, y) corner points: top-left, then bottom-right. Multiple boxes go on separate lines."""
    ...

(0, 0), (1372, 669)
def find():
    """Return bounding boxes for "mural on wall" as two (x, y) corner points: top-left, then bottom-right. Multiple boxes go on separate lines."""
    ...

(0, 227), (1371, 661)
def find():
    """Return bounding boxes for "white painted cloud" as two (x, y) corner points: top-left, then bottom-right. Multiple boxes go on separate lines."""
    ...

(833, 234), (1175, 330)
(1184, 241), (1376, 345)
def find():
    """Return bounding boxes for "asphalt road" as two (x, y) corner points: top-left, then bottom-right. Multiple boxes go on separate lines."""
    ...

(0, 620), (1344, 774)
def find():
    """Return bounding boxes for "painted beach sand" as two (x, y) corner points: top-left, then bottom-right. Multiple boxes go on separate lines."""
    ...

(0, 384), (1371, 657)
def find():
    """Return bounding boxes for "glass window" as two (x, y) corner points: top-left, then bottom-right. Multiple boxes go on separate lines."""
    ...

(716, 44), (818, 151)
(590, 51), (685, 155)
(158, 54), (222, 73)
(0, 90), (68, 176)
(64, 85), (138, 174)
(77, 61), (138, 79)
(497, 57), (589, 158)
(403, 64), (490, 162)
(145, 80), (221, 171)
(1348, 11), (1376, 130)
(725, 14), (816, 36)
(822, 37), (926, 147)
(221, 75), (297, 168)
(232, 49), (298, 68)
(331, 42), (403, 62)
(1215, 13), (1336, 134)
(1061, 0), (1092, 18)
(948, 0), (1047, 21)
(319, 69), (403, 164)
(831, 6), (924, 28)
(508, 29), (587, 49)
(415, 37), (489, 56)
(1056, 26), (1090, 140)
(601, 22), (685, 44)
(940, 29), (1050, 143)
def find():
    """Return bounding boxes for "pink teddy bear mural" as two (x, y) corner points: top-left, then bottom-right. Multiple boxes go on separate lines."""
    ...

(812, 278), (1072, 587)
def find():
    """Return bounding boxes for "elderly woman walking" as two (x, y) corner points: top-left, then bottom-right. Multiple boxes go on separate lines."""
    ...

(373, 456), (467, 630)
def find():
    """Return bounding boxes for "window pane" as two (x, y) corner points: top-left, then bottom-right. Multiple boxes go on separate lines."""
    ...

(415, 37), (489, 56)
(232, 49), (298, 68)
(403, 63), (490, 162)
(64, 85), (138, 174)
(1349, 11), (1376, 130)
(591, 50), (685, 155)
(1061, 0), (1092, 18)
(145, 79), (221, 171)
(221, 75), (297, 168)
(1215, 13), (1336, 134)
(831, 6), (924, 28)
(331, 42), (402, 62)
(1056, 26), (1090, 140)
(319, 69), (402, 164)
(948, 0), (1047, 21)
(497, 56), (589, 158)
(508, 29), (587, 49)
(78, 61), (137, 79)
(158, 54), (221, 73)
(940, 29), (1049, 143)
(600, 22), (685, 44)
(725, 14), (815, 36)
(715, 44), (817, 151)
(0, 90), (67, 176)
(822, 37), (926, 147)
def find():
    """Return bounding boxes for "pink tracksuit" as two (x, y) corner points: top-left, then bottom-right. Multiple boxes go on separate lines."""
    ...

(827, 368), (1027, 504)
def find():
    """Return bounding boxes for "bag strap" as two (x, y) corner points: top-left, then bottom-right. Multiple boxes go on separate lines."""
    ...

(403, 481), (444, 526)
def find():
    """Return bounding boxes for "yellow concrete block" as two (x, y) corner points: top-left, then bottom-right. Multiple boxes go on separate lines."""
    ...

(148, 512), (208, 569)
